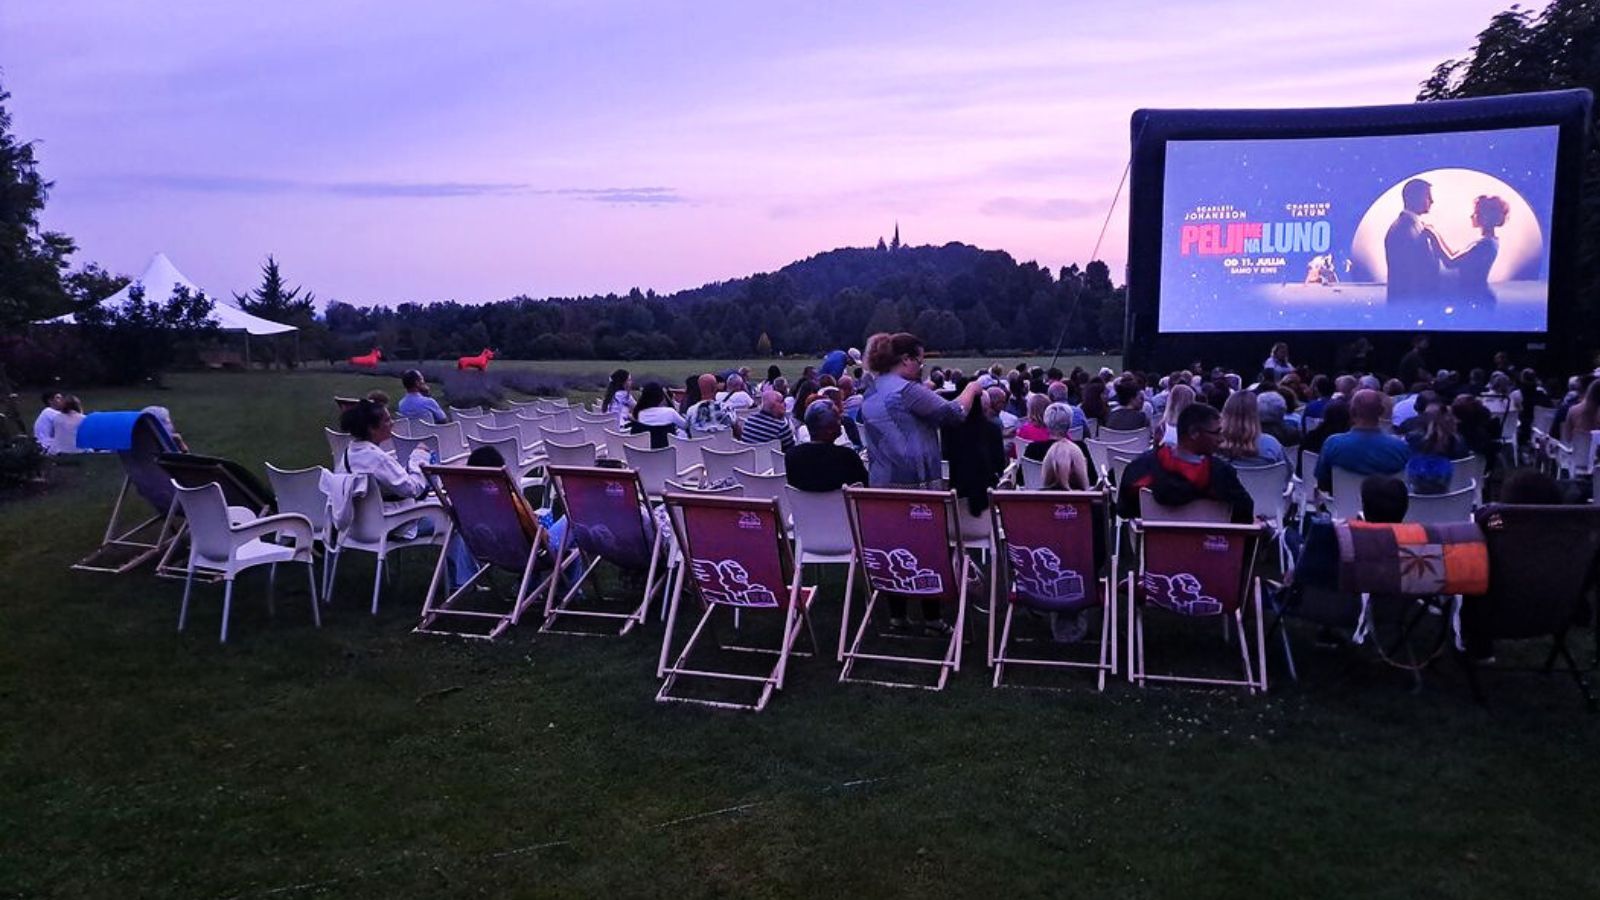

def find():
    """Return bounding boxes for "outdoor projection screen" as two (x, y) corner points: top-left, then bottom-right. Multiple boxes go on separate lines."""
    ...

(1123, 90), (1591, 369)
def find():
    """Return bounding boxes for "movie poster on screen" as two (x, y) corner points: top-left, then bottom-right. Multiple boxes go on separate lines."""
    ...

(1158, 125), (1558, 333)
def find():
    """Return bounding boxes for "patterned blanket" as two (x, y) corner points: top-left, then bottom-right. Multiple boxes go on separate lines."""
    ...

(1335, 520), (1489, 596)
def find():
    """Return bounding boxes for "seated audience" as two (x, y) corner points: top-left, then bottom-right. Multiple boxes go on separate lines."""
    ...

(629, 382), (687, 448)
(1156, 384), (1193, 446)
(685, 373), (739, 438)
(718, 373), (755, 411)
(740, 389), (797, 452)
(1257, 389), (1299, 448)
(1217, 390), (1286, 468)
(1039, 402), (1091, 490)
(33, 391), (64, 454)
(785, 400), (868, 492)
(1315, 389), (1411, 493)
(1117, 403), (1254, 524)
(1103, 377), (1150, 431)
(54, 396), (85, 454)
(141, 405), (189, 451)
(942, 386), (1008, 516)
(396, 369), (448, 423)
(1016, 393), (1051, 445)
(1404, 406), (1468, 495)
(1360, 475), (1410, 523)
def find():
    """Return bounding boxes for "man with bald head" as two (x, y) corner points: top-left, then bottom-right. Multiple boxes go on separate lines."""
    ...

(786, 398), (869, 492)
(1314, 388), (1411, 492)
(740, 388), (796, 452)
(686, 372), (740, 438)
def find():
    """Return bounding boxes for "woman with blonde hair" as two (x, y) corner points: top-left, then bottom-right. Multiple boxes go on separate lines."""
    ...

(1217, 390), (1284, 467)
(1039, 402), (1091, 490)
(1156, 383), (1193, 446)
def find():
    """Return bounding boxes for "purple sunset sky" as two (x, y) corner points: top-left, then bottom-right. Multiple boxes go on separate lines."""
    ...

(3, 1), (1512, 305)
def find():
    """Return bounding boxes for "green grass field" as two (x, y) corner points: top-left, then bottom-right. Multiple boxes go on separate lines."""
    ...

(4, 369), (1599, 898)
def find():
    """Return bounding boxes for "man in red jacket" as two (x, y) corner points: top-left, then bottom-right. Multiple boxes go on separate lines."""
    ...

(1117, 403), (1254, 524)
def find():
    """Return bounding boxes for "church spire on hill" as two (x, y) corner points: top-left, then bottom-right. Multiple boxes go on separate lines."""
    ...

(891, 221), (901, 251)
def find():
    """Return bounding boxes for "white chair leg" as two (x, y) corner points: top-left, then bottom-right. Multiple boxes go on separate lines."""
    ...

(307, 563), (322, 628)
(323, 550), (340, 603)
(370, 556), (385, 615)
(266, 563), (277, 618)
(219, 578), (235, 643)
(178, 566), (195, 632)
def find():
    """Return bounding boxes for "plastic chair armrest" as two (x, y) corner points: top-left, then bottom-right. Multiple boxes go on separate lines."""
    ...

(232, 512), (315, 547)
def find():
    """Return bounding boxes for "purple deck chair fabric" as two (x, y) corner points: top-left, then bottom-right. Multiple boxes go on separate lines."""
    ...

(555, 468), (654, 571)
(79, 411), (180, 514)
(1138, 525), (1257, 617)
(852, 492), (957, 601)
(996, 492), (1104, 613)
(677, 497), (790, 609)
(433, 467), (539, 573)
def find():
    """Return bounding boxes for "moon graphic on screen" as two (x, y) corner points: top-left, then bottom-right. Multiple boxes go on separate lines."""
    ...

(1348, 168), (1544, 283)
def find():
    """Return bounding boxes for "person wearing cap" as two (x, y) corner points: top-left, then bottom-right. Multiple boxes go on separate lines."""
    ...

(397, 369), (448, 423)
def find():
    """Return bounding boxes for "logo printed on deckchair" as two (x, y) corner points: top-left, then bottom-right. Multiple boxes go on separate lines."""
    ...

(736, 511), (763, 530)
(604, 481), (626, 498)
(908, 503), (934, 521)
(1141, 571), (1223, 616)
(689, 557), (779, 607)
(1202, 535), (1230, 552)
(863, 547), (943, 594)
(1052, 504), (1079, 521)
(1006, 543), (1085, 605)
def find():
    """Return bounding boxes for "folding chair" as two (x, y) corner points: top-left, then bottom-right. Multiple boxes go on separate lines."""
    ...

(787, 487), (860, 662)
(1460, 504), (1600, 709)
(839, 487), (972, 690)
(414, 465), (555, 639)
(72, 411), (183, 574)
(656, 494), (818, 711)
(988, 490), (1117, 690)
(1128, 520), (1267, 693)
(172, 482), (319, 643)
(541, 465), (673, 635)
(154, 452), (279, 579)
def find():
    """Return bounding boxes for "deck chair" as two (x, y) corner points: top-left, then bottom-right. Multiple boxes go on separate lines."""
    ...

(541, 465), (672, 635)
(988, 490), (1117, 690)
(839, 487), (973, 690)
(1138, 488), (1233, 523)
(172, 481), (319, 643)
(414, 465), (555, 639)
(656, 494), (818, 711)
(1463, 504), (1600, 709)
(787, 487), (860, 662)
(1128, 520), (1267, 693)
(154, 452), (278, 578)
(72, 411), (183, 573)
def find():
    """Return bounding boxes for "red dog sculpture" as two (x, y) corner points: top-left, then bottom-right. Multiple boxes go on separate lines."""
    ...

(349, 348), (383, 367)
(458, 348), (495, 371)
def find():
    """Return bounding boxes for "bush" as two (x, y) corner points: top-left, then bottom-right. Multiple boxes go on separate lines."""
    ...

(0, 434), (45, 489)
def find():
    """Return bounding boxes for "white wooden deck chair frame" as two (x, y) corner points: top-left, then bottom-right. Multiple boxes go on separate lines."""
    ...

(656, 493), (818, 711)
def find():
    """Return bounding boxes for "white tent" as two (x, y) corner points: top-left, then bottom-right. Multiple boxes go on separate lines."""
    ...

(45, 252), (297, 336)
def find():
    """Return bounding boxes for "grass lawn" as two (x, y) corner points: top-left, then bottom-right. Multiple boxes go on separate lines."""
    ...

(3, 369), (1598, 898)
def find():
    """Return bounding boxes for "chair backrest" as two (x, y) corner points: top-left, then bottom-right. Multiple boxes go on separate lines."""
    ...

(346, 474), (396, 542)
(391, 433), (439, 465)
(1403, 483), (1477, 523)
(415, 420), (468, 459)
(671, 435), (712, 473)
(489, 409), (523, 429)
(1234, 461), (1291, 522)
(605, 429), (653, 454)
(1531, 405), (1556, 436)
(1096, 427), (1149, 449)
(542, 438), (598, 468)
(702, 446), (758, 483)
(467, 435), (526, 477)
(509, 414), (547, 448)
(576, 420), (614, 455)
(157, 452), (276, 513)
(1328, 467), (1367, 521)
(475, 423), (524, 445)
(1106, 447), (1142, 488)
(1138, 488), (1232, 523)
(1085, 438), (1133, 481)
(623, 444), (683, 496)
(1498, 409), (1519, 442)
(707, 428), (741, 453)
(171, 481), (236, 563)
(1018, 455), (1045, 491)
(1135, 520), (1261, 617)
(1448, 455), (1486, 493)
(265, 463), (330, 534)
(665, 479), (743, 496)
(732, 468), (787, 509)
(573, 410), (612, 425)
(1474, 504), (1600, 639)
(325, 427), (352, 466)
(452, 407), (487, 420)
(787, 487), (852, 556)
(539, 425), (584, 447)
(423, 464), (540, 571)
(990, 490), (1105, 612)
(666, 494), (795, 609)
(545, 465), (656, 570)
(535, 408), (574, 431)
(390, 416), (414, 438)
(845, 487), (963, 602)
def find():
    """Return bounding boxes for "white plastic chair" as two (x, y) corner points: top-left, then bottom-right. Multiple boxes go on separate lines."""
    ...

(172, 481), (319, 642)
(413, 420), (469, 462)
(1017, 456), (1045, 491)
(324, 476), (449, 615)
(1551, 430), (1598, 480)
(1235, 461), (1293, 571)
(785, 486), (858, 662)
(623, 445), (704, 500)
(264, 462), (333, 550)
(671, 435), (713, 475)
(1448, 454), (1487, 506)
(1403, 483), (1477, 523)
(325, 428), (352, 469)
(465, 433), (542, 491)
(702, 447), (760, 483)
(1327, 467), (1368, 522)
(732, 467), (787, 511)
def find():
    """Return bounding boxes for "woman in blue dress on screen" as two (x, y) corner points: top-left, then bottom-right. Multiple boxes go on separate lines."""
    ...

(1427, 194), (1510, 302)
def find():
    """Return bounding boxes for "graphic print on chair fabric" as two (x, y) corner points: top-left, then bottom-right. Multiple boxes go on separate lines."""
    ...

(1140, 571), (1224, 616)
(560, 473), (652, 570)
(863, 547), (944, 594)
(689, 557), (780, 607)
(1006, 544), (1086, 607)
